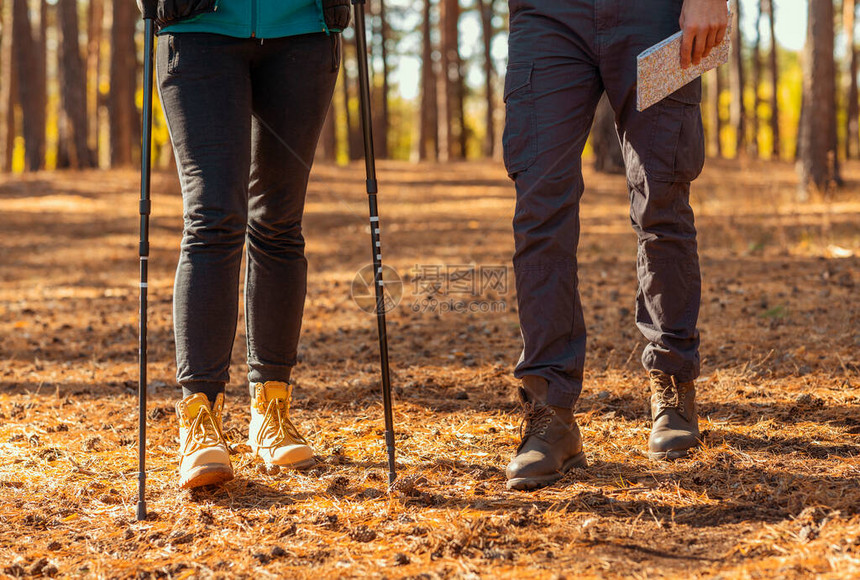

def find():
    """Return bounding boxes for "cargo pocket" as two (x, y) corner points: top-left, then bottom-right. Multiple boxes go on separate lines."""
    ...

(503, 62), (537, 177)
(644, 79), (704, 183)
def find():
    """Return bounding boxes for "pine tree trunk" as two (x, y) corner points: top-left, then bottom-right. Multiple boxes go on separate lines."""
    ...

(766, 0), (780, 159)
(797, 0), (839, 197)
(13, 0), (45, 171)
(58, 0), (95, 169)
(87, 0), (104, 164)
(376, 0), (390, 158)
(751, 0), (762, 158)
(844, 0), (859, 159)
(418, 0), (438, 161)
(0, 0), (17, 172)
(480, 0), (495, 158)
(440, 0), (464, 159)
(108, 0), (139, 167)
(591, 94), (624, 174)
(729, 0), (746, 157)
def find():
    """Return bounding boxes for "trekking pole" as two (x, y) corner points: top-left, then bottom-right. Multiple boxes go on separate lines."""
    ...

(136, 13), (156, 521)
(351, 0), (397, 487)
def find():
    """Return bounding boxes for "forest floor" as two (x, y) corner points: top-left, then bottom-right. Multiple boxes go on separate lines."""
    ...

(0, 158), (858, 579)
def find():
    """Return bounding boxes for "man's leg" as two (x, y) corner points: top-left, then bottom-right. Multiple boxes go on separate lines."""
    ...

(504, 0), (603, 490)
(599, 0), (705, 459)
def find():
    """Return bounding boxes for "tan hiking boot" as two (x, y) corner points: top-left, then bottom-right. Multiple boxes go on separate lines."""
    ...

(176, 392), (234, 489)
(648, 370), (700, 460)
(505, 376), (587, 491)
(248, 381), (314, 469)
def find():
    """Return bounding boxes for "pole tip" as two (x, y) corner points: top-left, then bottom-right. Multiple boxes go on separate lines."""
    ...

(136, 502), (147, 521)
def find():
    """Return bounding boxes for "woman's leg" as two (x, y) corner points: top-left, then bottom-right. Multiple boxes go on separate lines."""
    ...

(244, 33), (340, 386)
(157, 33), (254, 402)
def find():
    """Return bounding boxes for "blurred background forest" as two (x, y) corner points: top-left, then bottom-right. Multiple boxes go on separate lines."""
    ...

(0, 0), (852, 195)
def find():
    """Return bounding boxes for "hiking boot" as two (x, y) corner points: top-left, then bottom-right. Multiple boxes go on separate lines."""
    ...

(506, 376), (587, 491)
(248, 381), (315, 469)
(176, 392), (234, 489)
(648, 370), (700, 460)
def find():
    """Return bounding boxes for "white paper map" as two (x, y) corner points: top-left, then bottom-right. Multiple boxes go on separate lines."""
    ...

(636, 13), (732, 111)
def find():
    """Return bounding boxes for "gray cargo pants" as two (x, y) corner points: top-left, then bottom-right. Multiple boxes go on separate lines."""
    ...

(505, 0), (704, 408)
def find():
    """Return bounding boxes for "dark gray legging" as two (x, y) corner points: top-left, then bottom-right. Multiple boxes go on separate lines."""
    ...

(157, 32), (339, 401)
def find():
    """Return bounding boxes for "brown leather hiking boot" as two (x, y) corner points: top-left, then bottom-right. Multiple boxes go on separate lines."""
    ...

(506, 376), (587, 491)
(648, 370), (700, 460)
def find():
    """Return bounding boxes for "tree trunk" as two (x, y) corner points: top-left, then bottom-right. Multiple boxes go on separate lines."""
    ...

(58, 0), (95, 169)
(87, 0), (104, 163)
(375, 0), (390, 158)
(797, 0), (839, 196)
(13, 0), (45, 171)
(0, 0), (17, 172)
(418, 0), (438, 161)
(591, 94), (624, 174)
(729, 0), (746, 157)
(480, 0), (495, 158)
(844, 0), (859, 159)
(766, 0), (780, 159)
(707, 67), (723, 157)
(751, 0), (762, 158)
(440, 0), (464, 159)
(109, 0), (139, 167)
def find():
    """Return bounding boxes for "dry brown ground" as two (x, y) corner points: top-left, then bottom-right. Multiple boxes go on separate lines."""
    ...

(0, 159), (858, 579)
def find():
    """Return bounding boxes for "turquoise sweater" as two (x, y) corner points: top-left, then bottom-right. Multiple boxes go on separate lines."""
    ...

(161, 0), (330, 39)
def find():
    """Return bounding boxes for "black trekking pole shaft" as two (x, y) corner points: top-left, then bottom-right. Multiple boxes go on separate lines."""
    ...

(352, 0), (396, 486)
(137, 18), (155, 522)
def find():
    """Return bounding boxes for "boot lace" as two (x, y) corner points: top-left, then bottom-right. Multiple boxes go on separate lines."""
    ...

(181, 405), (227, 457)
(519, 400), (555, 442)
(651, 372), (689, 410)
(253, 398), (308, 452)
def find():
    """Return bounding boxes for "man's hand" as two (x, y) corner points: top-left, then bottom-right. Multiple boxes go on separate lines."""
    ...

(679, 0), (729, 69)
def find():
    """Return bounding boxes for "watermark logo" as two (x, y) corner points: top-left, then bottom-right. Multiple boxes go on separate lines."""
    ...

(410, 264), (508, 314)
(350, 264), (403, 314)
(350, 263), (509, 315)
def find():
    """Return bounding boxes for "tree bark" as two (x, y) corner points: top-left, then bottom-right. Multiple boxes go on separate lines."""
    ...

(376, 0), (390, 158)
(13, 0), (45, 171)
(0, 0), (17, 172)
(440, 0), (464, 159)
(87, 0), (104, 163)
(766, 0), (780, 159)
(58, 0), (95, 169)
(797, 0), (840, 196)
(844, 0), (859, 159)
(751, 0), (762, 158)
(729, 0), (746, 157)
(591, 94), (624, 174)
(418, 0), (438, 161)
(480, 0), (495, 158)
(108, 0), (139, 167)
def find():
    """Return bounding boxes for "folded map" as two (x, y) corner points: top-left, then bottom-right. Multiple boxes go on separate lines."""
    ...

(637, 13), (732, 111)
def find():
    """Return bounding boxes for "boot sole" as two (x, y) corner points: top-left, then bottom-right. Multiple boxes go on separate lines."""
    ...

(648, 445), (699, 461)
(506, 452), (587, 491)
(648, 449), (690, 461)
(248, 443), (316, 470)
(179, 464), (234, 489)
